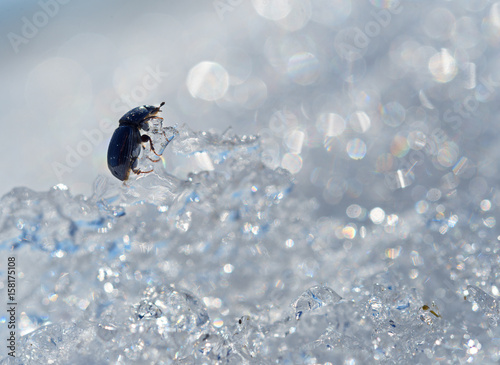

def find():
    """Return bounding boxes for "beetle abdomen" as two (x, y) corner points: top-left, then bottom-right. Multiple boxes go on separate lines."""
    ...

(107, 126), (141, 181)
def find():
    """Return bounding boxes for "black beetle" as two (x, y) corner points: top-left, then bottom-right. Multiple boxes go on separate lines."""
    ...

(107, 102), (166, 181)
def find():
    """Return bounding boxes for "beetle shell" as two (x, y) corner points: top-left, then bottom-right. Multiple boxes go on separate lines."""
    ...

(119, 104), (161, 126)
(107, 125), (142, 181)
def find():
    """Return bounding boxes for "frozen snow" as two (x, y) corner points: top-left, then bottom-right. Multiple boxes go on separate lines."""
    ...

(2, 0), (500, 363)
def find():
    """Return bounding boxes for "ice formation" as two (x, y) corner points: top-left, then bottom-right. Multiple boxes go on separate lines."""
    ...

(1, 126), (500, 364)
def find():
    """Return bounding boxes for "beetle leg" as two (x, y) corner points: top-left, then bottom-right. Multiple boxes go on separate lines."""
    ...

(165, 133), (175, 143)
(147, 156), (161, 163)
(141, 134), (162, 156)
(132, 168), (154, 176)
(132, 167), (154, 175)
(130, 155), (153, 176)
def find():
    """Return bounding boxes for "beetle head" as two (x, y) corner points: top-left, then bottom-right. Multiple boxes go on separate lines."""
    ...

(119, 102), (165, 127)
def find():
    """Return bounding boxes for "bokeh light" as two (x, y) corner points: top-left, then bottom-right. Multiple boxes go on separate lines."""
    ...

(346, 138), (367, 160)
(252, 0), (292, 20)
(316, 113), (346, 137)
(369, 207), (386, 224)
(186, 61), (229, 101)
(287, 52), (320, 85)
(428, 48), (458, 83)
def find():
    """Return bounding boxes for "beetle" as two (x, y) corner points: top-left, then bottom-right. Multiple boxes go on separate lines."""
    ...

(107, 102), (168, 181)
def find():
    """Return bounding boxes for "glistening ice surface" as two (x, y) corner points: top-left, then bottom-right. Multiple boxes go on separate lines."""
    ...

(2, 125), (500, 364)
(2, 0), (500, 364)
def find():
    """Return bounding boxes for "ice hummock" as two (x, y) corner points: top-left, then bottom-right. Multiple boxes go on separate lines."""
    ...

(1, 127), (500, 364)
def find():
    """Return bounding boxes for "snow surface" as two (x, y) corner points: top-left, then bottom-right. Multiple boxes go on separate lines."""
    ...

(2, 0), (500, 363)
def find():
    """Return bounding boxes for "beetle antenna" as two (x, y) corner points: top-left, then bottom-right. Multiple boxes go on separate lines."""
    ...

(159, 101), (165, 108)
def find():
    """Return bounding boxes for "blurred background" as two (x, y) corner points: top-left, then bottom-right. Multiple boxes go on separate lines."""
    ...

(1, 0), (499, 215)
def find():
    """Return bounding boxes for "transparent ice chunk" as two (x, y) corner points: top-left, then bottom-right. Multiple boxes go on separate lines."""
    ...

(467, 285), (500, 326)
(291, 285), (342, 320)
